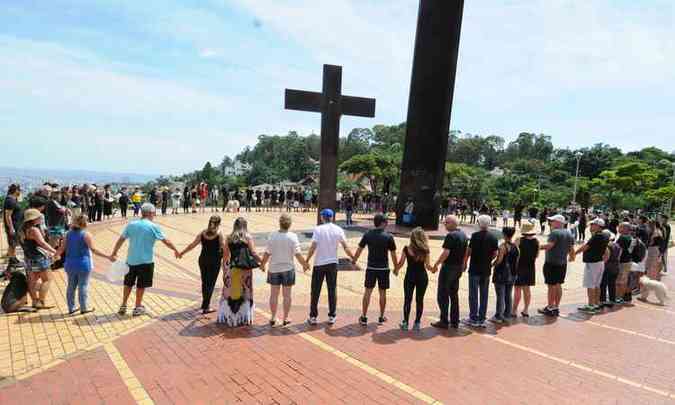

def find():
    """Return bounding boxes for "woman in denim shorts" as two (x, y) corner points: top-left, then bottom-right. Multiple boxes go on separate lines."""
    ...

(21, 209), (57, 310)
(260, 214), (310, 327)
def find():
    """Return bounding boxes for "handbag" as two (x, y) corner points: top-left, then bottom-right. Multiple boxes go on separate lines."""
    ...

(232, 245), (259, 269)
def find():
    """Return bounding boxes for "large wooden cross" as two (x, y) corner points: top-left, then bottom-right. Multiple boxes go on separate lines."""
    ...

(285, 64), (376, 223)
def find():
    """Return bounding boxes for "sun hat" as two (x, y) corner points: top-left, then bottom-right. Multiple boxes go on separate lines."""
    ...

(547, 214), (567, 224)
(320, 208), (335, 218)
(23, 208), (42, 223)
(520, 222), (537, 235)
(590, 218), (605, 227)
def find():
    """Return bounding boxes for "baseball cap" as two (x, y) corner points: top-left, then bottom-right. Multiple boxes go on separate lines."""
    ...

(590, 218), (605, 227)
(320, 209), (334, 218)
(547, 214), (567, 224)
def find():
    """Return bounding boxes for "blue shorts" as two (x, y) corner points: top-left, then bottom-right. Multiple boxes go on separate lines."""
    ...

(267, 270), (296, 286)
(25, 257), (52, 273)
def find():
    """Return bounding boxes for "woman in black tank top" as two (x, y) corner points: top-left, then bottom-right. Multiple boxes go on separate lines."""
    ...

(395, 228), (433, 331)
(180, 216), (225, 314)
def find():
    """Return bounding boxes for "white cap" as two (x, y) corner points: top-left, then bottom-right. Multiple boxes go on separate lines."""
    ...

(547, 214), (567, 224)
(590, 218), (605, 227)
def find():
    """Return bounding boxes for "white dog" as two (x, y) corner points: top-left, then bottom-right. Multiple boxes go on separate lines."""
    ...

(639, 276), (669, 305)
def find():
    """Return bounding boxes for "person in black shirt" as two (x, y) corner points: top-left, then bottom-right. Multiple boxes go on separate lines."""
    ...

(263, 188), (271, 212)
(575, 218), (610, 313)
(352, 214), (397, 326)
(118, 187), (129, 218)
(344, 193), (355, 226)
(271, 188), (278, 211)
(463, 215), (499, 327)
(3, 184), (23, 264)
(431, 215), (468, 329)
(513, 203), (524, 228)
(615, 222), (634, 303)
(255, 189), (262, 212)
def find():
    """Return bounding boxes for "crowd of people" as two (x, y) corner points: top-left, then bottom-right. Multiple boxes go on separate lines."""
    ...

(1, 182), (671, 331)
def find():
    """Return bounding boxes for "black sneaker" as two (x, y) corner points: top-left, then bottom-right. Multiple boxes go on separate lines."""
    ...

(377, 316), (387, 325)
(538, 307), (554, 316)
(431, 321), (449, 329)
(359, 316), (368, 326)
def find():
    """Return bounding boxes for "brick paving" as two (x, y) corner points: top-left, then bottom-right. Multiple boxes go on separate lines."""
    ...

(0, 211), (674, 404)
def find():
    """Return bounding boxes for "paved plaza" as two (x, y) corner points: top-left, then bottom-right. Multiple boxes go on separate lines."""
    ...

(1, 211), (674, 404)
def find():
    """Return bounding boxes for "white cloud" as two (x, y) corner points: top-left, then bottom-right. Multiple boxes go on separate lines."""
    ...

(229, 0), (675, 150)
(199, 49), (218, 58)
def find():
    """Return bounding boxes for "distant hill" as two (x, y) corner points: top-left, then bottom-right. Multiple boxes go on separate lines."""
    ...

(0, 166), (158, 191)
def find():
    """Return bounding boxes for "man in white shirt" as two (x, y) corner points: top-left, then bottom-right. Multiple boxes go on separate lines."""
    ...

(305, 209), (355, 325)
(260, 214), (309, 327)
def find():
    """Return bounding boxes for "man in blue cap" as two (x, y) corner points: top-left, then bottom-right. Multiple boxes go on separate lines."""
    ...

(305, 209), (355, 325)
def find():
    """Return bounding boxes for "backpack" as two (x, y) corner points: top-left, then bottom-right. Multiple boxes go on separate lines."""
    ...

(1, 270), (28, 313)
(630, 238), (647, 264)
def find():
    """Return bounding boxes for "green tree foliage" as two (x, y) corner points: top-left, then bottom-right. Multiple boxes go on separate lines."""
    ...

(167, 122), (673, 213)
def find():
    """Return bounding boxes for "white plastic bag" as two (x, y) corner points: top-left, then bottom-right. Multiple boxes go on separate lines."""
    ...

(106, 260), (130, 282)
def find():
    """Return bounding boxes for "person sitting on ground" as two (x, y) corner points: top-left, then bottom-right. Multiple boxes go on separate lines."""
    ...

(353, 213), (398, 326)
(111, 203), (180, 317)
(259, 214), (310, 327)
(395, 227), (433, 331)
(56, 215), (111, 315)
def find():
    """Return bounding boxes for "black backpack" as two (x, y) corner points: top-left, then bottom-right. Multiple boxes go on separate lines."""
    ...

(1, 270), (28, 313)
(631, 239), (647, 263)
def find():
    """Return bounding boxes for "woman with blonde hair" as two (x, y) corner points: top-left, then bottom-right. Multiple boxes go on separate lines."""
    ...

(217, 217), (263, 326)
(260, 214), (309, 326)
(395, 227), (433, 331)
(179, 215), (226, 314)
(56, 215), (111, 315)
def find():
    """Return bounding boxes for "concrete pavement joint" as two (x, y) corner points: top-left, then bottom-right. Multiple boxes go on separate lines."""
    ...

(255, 308), (442, 404)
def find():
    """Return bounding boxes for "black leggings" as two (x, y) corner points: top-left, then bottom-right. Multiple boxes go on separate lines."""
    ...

(199, 256), (222, 310)
(600, 268), (618, 303)
(403, 271), (428, 323)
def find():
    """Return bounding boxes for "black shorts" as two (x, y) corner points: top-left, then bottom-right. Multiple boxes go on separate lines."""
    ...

(364, 269), (390, 290)
(124, 263), (155, 289)
(543, 262), (567, 285)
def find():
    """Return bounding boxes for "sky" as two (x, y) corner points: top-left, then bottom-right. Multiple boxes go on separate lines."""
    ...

(1, 0), (674, 175)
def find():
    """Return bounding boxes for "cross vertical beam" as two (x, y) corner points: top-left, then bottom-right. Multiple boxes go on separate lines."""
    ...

(285, 64), (376, 224)
(318, 65), (342, 223)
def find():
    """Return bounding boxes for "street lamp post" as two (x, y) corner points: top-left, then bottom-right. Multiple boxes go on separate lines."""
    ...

(572, 152), (582, 205)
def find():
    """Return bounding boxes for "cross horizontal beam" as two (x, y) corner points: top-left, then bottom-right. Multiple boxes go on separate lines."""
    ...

(285, 89), (322, 113)
(284, 90), (376, 118)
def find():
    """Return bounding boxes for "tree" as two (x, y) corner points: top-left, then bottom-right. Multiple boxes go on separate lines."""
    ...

(339, 152), (397, 193)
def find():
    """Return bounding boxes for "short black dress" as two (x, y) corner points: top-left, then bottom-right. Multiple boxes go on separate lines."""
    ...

(515, 237), (539, 286)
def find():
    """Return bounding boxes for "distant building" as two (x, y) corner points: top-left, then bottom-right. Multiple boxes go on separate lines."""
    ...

(490, 167), (505, 177)
(224, 160), (251, 177)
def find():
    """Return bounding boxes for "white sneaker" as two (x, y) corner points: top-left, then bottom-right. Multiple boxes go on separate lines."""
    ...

(327, 316), (337, 325)
(307, 317), (318, 325)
